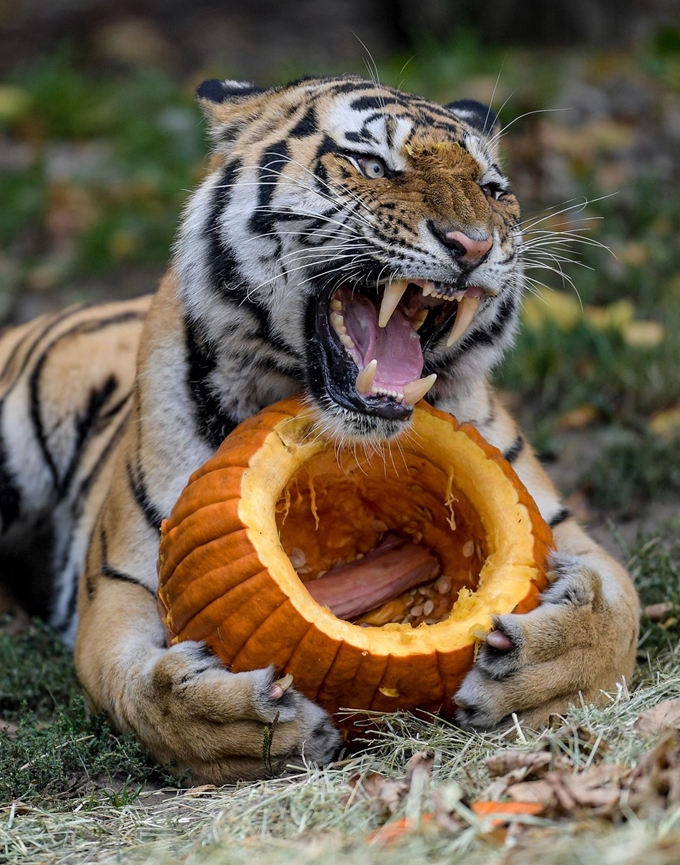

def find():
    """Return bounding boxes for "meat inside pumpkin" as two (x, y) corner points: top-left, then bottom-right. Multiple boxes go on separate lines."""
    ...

(276, 442), (488, 628)
(157, 398), (553, 721)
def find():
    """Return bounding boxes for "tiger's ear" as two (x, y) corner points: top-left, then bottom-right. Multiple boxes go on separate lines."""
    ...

(446, 99), (501, 139)
(196, 79), (263, 105)
(196, 79), (265, 138)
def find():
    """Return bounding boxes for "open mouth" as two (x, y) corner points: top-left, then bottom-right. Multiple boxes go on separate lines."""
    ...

(310, 278), (482, 421)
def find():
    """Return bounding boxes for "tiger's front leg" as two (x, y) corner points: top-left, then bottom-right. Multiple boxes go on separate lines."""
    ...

(70, 275), (340, 784)
(75, 507), (340, 784)
(453, 403), (640, 730)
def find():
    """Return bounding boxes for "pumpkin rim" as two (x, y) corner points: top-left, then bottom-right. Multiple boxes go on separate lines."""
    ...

(228, 398), (550, 657)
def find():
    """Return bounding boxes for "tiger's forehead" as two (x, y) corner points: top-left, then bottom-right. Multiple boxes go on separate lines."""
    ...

(306, 81), (494, 174)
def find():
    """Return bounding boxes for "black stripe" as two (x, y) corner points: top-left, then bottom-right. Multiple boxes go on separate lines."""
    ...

(56, 407), (132, 617)
(503, 434), (524, 464)
(290, 106), (318, 138)
(461, 295), (517, 351)
(209, 159), (243, 291)
(27, 311), (144, 493)
(51, 400), (133, 604)
(204, 165), (299, 362)
(97, 390), (133, 426)
(59, 374), (118, 495)
(314, 159), (329, 185)
(315, 135), (338, 160)
(126, 459), (163, 534)
(98, 525), (156, 598)
(248, 140), (290, 236)
(0, 304), (87, 386)
(350, 95), (403, 112)
(73, 405), (131, 519)
(344, 130), (378, 145)
(549, 506), (571, 528)
(184, 315), (238, 451)
(101, 565), (155, 597)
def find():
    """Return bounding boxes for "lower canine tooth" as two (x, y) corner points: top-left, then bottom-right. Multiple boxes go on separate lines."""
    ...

(355, 359), (378, 394)
(379, 280), (409, 328)
(446, 296), (479, 347)
(402, 373), (437, 406)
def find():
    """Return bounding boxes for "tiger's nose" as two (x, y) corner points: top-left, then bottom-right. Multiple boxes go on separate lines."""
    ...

(441, 230), (493, 267)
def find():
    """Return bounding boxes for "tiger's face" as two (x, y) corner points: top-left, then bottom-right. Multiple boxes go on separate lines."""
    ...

(181, 76), (523, 441)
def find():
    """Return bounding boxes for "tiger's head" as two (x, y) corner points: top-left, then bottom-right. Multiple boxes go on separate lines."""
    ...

(177, 75), (523, 441)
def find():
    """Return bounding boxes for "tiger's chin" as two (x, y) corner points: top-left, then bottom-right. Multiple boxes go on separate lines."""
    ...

(308, 397), (412, 444)
(304, 276), (483, 442)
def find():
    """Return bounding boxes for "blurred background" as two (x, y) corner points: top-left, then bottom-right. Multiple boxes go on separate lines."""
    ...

(0, 0), (679, 543)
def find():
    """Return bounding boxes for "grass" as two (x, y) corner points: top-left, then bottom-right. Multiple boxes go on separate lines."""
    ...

(0, 621), (176, 805)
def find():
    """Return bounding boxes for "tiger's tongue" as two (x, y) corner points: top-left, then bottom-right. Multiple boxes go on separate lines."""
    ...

(343, 294), (423, 389)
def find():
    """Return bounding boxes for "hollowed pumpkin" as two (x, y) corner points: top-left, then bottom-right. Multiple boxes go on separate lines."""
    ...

(157, 397), (553, 723)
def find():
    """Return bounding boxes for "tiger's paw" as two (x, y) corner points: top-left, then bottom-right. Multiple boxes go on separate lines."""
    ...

(137, 642), (341, 783)
(454, 555), (635, 731)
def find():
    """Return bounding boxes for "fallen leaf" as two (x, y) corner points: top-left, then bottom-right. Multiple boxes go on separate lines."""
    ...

(0, 85), (30, 121)
(505, 764), (626, 818)
(584, 298), (634, 330)
(485, 750), (556, 780)
(366, 814), (433, 846)
(557, 404), (600, 430)
(472, 800), (544, 827)
(627, 730), (680, 814)
(506, 779), (556, 807)
(347, 772), (409, 816)
(347, 753), (432, 820)
(405, 750), (433, 780)
(615, 241), (650, 268)
(649, 407), (680, 440)
(644, 602), (674, 622)
(433, 781), (466, 834)
(552, 765), (625, 815)
(635, 698), (680, 737)
(623, 320), (665, 347)
(523, 291), (581, 331)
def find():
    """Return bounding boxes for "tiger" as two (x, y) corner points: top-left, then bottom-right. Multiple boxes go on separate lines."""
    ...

(0, 74), (640, 784)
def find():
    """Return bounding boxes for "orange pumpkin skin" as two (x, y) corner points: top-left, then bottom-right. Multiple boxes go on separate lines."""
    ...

(157, 398), (553, 723)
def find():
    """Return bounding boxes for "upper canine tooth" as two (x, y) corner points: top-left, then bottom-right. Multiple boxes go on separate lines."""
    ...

(402, 373), (437, 406)
(355, 359), (378, 394)
(446, 296), (479, 347)
(379, 280), (409, 328)
(422, 281), (434, 297)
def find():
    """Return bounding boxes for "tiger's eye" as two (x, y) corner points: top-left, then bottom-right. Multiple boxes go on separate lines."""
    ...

(357, 157), (386, 179)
